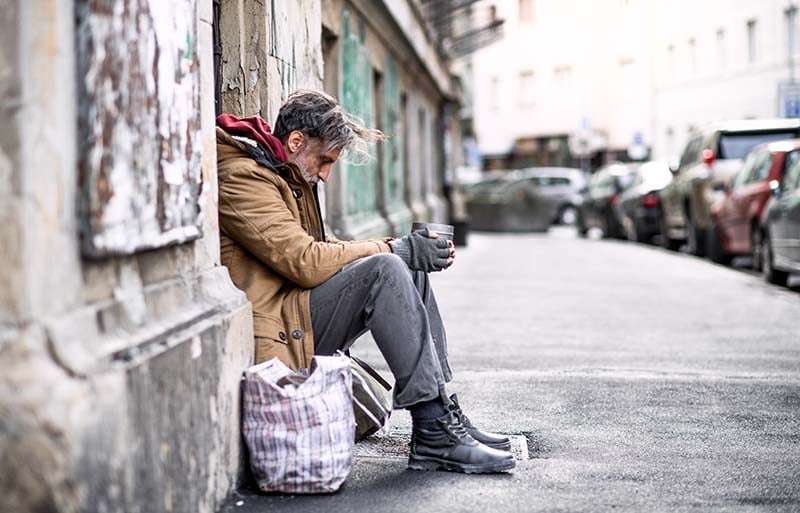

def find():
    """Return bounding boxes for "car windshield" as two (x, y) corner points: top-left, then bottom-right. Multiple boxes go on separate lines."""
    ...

(718, 131), (799, 159)
(526, 175), (572, 187)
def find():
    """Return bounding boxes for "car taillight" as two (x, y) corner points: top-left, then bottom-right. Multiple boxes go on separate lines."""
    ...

(702, 149), (715, 166)
(642, 192), (659, 208)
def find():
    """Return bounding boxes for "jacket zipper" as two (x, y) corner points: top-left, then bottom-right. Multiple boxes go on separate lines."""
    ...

(312, 183), (326, 242)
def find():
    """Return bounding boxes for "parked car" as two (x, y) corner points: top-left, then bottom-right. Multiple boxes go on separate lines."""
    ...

(465, 167), (586, 232)
(659, 119), (800, 254)
(707, 140), (800, 266)
(577, 163), (637, 238)
(759, 152), (800, 286)
(614, 161), (673, 243)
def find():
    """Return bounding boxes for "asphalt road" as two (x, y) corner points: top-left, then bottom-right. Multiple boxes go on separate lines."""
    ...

(221, 229), (800, 513)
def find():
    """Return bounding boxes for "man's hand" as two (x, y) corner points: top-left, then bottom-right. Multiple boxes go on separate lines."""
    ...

(446, 239), (456, 268)
(389, 228), (451, 272)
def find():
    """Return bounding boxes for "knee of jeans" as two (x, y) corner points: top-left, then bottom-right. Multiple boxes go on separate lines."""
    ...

(369, 252), (409, 280)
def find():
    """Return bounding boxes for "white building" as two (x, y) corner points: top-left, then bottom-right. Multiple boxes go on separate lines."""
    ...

(652, 0), (800, 159)
(468, 0), (800, 168)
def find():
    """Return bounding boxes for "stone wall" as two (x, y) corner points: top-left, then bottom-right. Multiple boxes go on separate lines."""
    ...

(0, 1), (465, 511)
(218, 0), (323, 122)
(0, 2), (252, 513)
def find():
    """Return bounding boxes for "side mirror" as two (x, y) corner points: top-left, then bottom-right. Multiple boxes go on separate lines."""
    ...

(769, 179), (782, 199)
(668, 155), (680, 175)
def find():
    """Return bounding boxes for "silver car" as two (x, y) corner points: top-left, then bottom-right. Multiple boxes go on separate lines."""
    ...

(465, 167), (587, 232)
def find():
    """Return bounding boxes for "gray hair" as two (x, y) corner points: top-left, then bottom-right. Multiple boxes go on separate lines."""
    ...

(273, 89), (385, 165)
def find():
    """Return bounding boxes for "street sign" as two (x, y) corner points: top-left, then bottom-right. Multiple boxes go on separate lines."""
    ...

(777, 82), (800, 118)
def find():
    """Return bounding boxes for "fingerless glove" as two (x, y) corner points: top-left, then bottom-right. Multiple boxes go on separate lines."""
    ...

(388, 228), (450, 272)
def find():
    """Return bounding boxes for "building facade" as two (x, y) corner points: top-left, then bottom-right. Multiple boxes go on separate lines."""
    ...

(652, 0), (800, 159)
(0, 1), (462, 512)
(467, 0), (800, 171)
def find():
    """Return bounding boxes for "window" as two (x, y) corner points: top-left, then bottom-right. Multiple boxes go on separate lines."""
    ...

(718, 130), (800, 160)
(490, 76), (500, 111)
(750, 152), (773, 183)
(679, 136), (703, 169)
(620, 58), (634, 78)
(747, 19), (757, 64)
(519, 0), (534, 23)
(517, 70), (535, 108)
(667, 44), (675, 78)
(529, 176), (570, 187)
(554, 65), (572, 82)
(782, 150), (800, 190)
(733, 152), (759, 189)
(716, 29), (726, 72)
(786, 7), (798, 61)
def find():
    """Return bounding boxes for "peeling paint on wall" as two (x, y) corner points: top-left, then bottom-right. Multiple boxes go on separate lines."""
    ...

(77, 0), (202, 257)
(340, 8), (378, 218)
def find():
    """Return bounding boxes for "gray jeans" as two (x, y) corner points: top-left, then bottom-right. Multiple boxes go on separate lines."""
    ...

(310, 253), (453, 409)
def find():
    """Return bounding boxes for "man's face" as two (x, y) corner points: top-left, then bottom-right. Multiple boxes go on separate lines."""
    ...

(287, 136), (341, 185)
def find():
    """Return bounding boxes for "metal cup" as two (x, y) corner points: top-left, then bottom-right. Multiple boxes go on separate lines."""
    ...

(411, 222), (455, 242)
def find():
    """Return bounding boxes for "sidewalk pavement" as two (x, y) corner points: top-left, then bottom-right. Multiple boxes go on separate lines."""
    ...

(220, 230), (800, 513)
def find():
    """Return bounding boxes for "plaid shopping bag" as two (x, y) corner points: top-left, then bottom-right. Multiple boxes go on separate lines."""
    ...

(242, 355), (355, 493)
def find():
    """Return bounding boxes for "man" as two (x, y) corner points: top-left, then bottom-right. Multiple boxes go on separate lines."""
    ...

(216, 90), (513, 474)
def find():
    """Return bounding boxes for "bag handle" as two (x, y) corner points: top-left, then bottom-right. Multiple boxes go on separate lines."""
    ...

(350, 370), (385, 428)
(349, 355), (391, 390)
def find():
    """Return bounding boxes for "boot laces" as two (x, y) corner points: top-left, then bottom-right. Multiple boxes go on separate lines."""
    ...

(449, 400), (475, 429)
(438, 412), (470, 439)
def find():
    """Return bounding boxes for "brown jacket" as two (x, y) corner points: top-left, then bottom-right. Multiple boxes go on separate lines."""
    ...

(216, 128), (392, 369)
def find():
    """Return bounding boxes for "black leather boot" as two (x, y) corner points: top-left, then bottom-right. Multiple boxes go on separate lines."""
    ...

(448, 394), (512, 452)
(408, 410), (515, 473)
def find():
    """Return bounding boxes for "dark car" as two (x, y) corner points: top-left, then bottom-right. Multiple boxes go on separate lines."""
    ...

(707, 140), (800, 266)
(659, 119), (800, 255)
(465, 167), (586, 232)
(614, 161), (673, 243)
(759, 151), (800, 286)
(577, 163), (637, 238)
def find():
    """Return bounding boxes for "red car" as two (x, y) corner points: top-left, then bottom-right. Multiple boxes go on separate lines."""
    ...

(707, 139), (800, 267)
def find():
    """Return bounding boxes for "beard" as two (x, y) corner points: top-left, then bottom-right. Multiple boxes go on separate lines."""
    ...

(294, 153), (319, 184)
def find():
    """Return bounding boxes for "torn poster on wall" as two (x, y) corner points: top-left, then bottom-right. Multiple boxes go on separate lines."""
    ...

(76, 0), (202, 257)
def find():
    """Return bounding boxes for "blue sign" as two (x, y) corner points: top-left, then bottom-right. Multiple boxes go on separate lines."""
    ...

(785, 96), (800, 117)
(778, 82), (800, 118)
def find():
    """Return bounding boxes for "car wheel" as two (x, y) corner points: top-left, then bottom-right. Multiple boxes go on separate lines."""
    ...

(762, 232), (789, 286)
(751, 227), (763, 271)
(559, 205), (578, 226)
(623, 216), (637, 242)
(686, 215), (707, 257)
(659, 210), (682, 251)
(706, 220), (730, 266)
(633, 219), (652, 244)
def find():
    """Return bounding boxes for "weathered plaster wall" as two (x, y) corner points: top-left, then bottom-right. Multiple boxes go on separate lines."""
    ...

(76, 0), (204, 257)
(0, 1), (252, 512)
(219, 0), (323, 121)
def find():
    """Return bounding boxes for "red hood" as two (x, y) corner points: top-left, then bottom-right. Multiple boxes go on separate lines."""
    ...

(216, 114), (287, 163)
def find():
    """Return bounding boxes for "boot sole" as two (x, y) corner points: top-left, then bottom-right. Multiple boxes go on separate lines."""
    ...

(407, 454), (515, 474)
